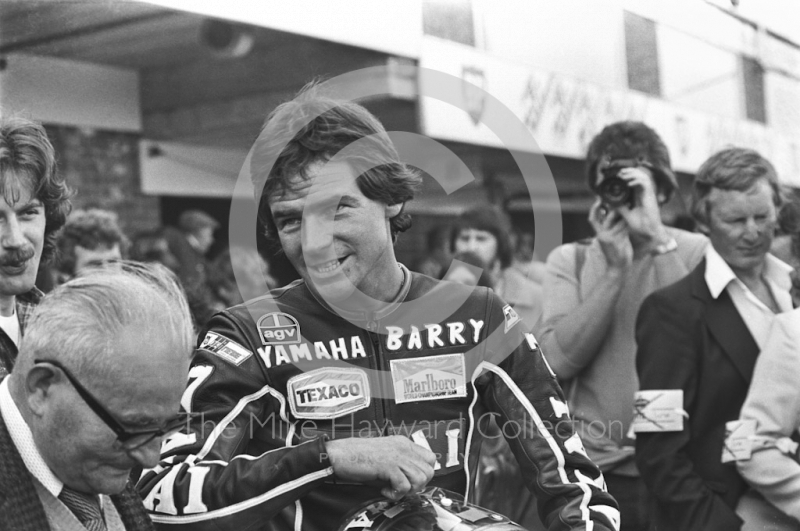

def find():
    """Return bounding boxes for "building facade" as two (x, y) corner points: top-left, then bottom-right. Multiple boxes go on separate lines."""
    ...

(1, 0), (798, 277)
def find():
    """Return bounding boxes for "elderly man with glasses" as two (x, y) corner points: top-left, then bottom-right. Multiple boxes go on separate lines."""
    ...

(0, 261), (194, 531)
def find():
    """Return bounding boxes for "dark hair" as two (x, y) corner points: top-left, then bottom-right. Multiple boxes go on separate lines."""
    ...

(0, 117), (72, 263)
(56, 209), (129, 276)
(451, 206), (513, 269)
(691, 147), (784, 226)
(585, 121), (678, 202)
(179, 209), (219, 234)
(251, 84), (421, 242)
(129, 228), (180, 273)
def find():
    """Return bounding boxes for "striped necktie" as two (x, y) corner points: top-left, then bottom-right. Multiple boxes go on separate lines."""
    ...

(58, 486), (107, 531)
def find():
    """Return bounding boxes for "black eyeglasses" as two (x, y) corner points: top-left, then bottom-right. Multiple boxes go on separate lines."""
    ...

(35, 359), (192, 451)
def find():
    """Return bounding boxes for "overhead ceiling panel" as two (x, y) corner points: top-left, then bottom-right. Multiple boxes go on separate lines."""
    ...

(0, 0), (209, 69)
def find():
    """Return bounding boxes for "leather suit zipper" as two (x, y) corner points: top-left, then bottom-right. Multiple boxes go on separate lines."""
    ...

(366, 317), (390, 433)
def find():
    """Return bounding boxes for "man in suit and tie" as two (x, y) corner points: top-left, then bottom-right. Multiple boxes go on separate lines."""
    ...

(635, 147), (794, 531)
(0, 261), (194, 531)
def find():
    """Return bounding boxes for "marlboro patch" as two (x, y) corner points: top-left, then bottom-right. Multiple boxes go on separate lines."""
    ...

(390, 354), (467, 404)
(287, 368), (370, 419)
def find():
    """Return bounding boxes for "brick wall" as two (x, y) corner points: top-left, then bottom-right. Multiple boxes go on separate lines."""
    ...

(44, 124), (160, 239)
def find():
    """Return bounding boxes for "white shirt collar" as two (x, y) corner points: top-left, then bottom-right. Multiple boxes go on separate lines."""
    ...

(0, 377), (63, 497)
(705, 245), (793, 299)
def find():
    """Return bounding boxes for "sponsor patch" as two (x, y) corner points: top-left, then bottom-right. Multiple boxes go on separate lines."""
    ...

(257, 312), (301, 345)
(287, 368), (370, 419)
(502, 304), (520, 332)
(390, 354), (467, 404)
(199, 332), (252, 366)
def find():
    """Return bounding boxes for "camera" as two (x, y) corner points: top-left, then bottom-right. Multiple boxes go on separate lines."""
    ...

(597, 159), (643, 209)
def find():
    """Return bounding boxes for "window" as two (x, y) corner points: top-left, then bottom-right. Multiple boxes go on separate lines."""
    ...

(658, 24), (740, 119)
(741, 55), (766, 123)
(625, 11), (661, 96)
(422, 0), (475, 46)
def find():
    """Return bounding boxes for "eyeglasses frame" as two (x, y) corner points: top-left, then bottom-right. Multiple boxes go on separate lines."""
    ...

(34, 358), (192, 450)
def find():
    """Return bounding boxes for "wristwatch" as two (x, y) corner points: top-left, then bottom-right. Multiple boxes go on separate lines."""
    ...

(652, 237), (678, 256)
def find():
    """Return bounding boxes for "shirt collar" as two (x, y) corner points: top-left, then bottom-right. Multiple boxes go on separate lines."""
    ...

(16, 287), (43, 333)
(0, 377), (63, 497)
(17, 286), (44, 306)
(705, 245), (793, 299)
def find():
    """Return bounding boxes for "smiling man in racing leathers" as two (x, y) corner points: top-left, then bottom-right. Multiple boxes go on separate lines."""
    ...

(137, 87), (619, 531)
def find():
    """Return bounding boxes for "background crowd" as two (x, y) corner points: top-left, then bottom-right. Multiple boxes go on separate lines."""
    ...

(3, 107), (800, 531)
(37, 206), (279, 330)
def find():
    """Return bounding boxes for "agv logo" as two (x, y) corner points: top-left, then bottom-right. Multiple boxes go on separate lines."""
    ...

(257, 312), (301, 345)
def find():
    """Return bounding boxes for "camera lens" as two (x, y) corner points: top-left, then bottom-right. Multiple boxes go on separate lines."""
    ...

(599, 177), (631, 208)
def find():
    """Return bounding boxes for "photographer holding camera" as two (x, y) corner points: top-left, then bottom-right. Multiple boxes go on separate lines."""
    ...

(538, 121), (708, 531)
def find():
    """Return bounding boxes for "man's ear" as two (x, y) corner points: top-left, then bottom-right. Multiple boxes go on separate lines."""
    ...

(386, 203), (403, 219)
(25, 365), (58, 417)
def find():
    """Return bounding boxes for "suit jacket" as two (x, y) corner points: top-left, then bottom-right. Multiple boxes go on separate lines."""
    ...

(0, 413), (154, 531)
(635, 259), (758, 531)
(0, 288), (43, 379)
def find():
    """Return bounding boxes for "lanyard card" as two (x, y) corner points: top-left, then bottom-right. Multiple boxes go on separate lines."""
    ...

(722, 419), (757, 463)
(632, 390), (685, 432)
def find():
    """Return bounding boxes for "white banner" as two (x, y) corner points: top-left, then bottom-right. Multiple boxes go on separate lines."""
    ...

(420, 38), (800, 186)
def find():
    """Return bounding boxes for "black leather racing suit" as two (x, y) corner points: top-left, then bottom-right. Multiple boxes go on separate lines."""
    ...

(137, 269), (619, 530)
